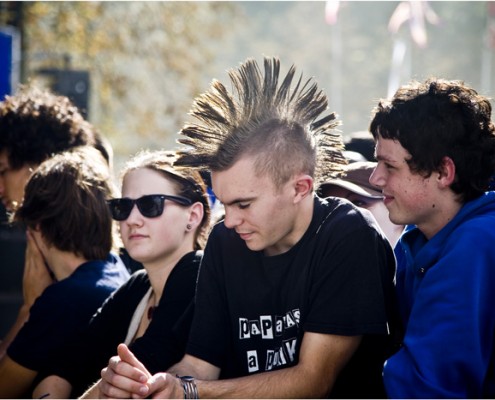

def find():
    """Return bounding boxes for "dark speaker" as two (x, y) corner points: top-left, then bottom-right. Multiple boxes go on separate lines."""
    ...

(37, 68), (90, 118)
(52, 70), (90, 117)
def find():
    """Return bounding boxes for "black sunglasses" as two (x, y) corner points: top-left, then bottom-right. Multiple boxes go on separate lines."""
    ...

(108, 194), (192, 221)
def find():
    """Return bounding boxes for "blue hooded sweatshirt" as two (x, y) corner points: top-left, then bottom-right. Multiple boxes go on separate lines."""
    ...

(383, 191), (495, 398)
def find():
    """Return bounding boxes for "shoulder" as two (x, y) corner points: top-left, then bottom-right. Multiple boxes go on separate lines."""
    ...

(103, 253), (132, 278)
(94, 270), (149, 314)
(443, 194), (495, 250)
(314, 196), (382, 238)
(208, 221), (235, 240)
(30, 282), (67, 310)
(122, 269), (150, 289)
(316, 196), (372, 220)
(169, 251), (202, 282)
(87, 254), (130, 289)
(444, 216), (495, 262)
(204, 222), (245, 253)
(309, 198), (394, 272)
(179, 250), (203, 267)
(48, 257), (128, 302)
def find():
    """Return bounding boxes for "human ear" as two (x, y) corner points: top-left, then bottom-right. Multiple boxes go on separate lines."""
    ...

(437, 156), (456, 188)
(293, 174), (313, 203)
(186, 202), (204, 231)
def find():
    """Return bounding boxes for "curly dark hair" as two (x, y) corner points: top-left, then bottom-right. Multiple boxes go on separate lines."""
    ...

(0, 85), (97, 169)
(370, 78), (495, 202)
(176, 57), (347, 188)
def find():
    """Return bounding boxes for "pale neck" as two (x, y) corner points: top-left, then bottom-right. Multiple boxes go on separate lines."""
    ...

(46, 249), (90, 281)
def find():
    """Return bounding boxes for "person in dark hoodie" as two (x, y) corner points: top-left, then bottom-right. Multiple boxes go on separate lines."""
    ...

(369, 77), (495, 398)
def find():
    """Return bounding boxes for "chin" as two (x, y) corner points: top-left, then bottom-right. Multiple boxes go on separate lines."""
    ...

(244, 240), (264, 252)
(126, 248), (148, 263)
(389, 214), (406, 227)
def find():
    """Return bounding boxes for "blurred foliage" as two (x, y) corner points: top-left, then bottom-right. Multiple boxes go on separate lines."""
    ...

(0, 1), (492, 171)
(12, 1), (239, 165)
(218, 2), (491, 138)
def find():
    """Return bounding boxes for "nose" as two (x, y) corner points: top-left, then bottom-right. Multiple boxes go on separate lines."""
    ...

(223, 207), (241, 230)
(369, 164), (386, 188)
(125, 203), (144, 225)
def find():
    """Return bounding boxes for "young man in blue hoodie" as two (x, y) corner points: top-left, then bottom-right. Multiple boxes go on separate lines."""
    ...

(369, 78), (495, 398)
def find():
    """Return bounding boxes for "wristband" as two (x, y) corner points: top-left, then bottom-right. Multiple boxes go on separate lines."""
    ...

(177, 375), (199, 399)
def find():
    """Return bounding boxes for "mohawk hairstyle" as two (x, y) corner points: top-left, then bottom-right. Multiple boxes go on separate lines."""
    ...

(176, 57), (347, 187)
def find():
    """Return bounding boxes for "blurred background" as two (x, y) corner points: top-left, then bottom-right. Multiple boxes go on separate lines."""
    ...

(0, 1), (494, 335)
(1, 1), (493, 172)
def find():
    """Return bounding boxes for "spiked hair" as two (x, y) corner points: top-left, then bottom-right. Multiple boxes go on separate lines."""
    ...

(176, 57), (347, 188)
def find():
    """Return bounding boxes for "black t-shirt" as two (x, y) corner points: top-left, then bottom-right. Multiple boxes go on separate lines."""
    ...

(44, 251), (201, 397)
(187, 197), (398, 398)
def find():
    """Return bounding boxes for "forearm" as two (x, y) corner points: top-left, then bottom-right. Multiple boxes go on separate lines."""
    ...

(195, 364), (334, 399)
(80, 380), (101, 399)
(32, 375), (72, 399)
(168, 334), (357, 398)
(167, 354), (220, 381)
(0, 355), (37, 398)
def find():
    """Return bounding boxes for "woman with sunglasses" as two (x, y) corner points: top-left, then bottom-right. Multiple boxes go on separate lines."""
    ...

(33, 149), (211, 399)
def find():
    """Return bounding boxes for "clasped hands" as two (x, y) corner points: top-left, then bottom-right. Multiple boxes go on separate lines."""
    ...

(99, 343), (183, 399)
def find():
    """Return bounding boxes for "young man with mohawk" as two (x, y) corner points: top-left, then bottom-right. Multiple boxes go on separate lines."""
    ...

(92, 57), (398, 399)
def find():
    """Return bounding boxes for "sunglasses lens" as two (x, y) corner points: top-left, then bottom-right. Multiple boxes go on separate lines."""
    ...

(136, 195), (164, 218)
(108, 199), (133, 221)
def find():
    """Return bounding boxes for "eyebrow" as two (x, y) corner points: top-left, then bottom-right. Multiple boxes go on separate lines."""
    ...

(375, 154), (397, 163)
(221, 196), (257, 207)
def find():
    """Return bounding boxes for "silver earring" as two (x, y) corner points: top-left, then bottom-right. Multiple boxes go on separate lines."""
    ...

(186, 224), (192, 231)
